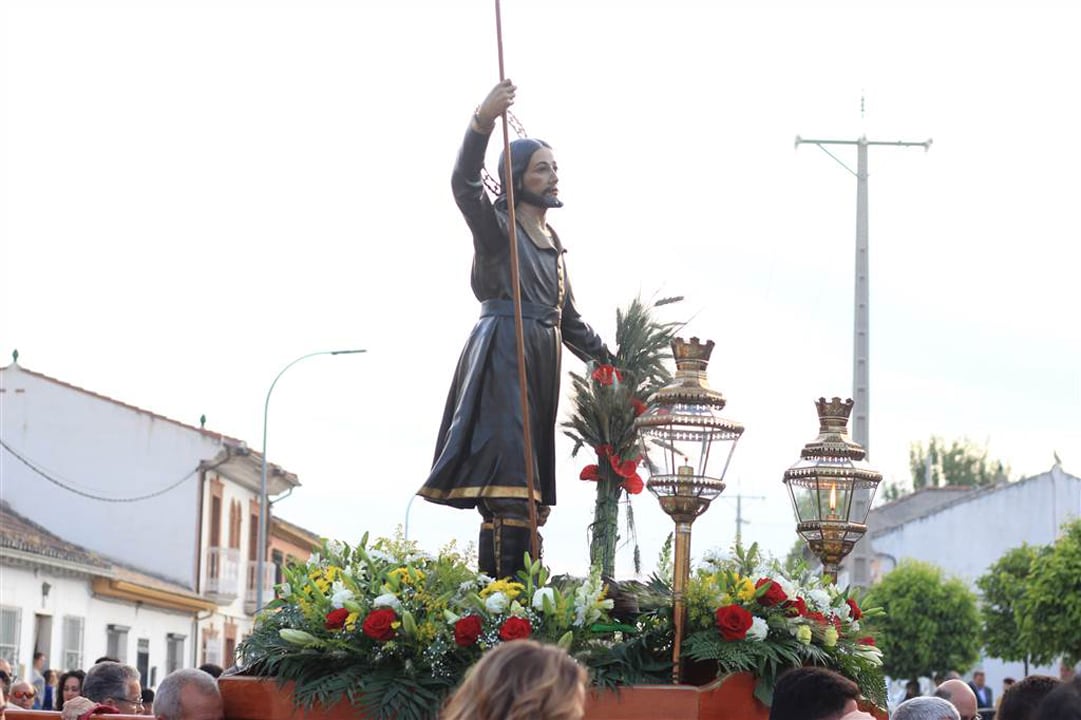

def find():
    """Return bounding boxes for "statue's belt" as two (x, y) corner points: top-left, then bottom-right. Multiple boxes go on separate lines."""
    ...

(480, 299), (561, 328)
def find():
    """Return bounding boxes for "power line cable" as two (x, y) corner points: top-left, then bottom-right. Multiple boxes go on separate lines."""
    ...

(0, 438), (200, 503)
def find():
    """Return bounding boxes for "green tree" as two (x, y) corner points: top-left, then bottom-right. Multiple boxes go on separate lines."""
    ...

(1019, 518), (1081, 666)
(882, 437), (1010, 501)
(976, 544), (1045, 674)
(864, 560), (981, 682)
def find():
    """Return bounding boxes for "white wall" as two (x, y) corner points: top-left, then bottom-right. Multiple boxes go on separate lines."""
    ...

(1, 365), (225, 587)
(874, 468), (1081, 691)
(0, 563), (193, 686)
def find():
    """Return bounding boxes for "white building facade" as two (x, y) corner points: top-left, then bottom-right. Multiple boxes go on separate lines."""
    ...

(864, 466), (1081, 693)
(0, 360), (300, 680)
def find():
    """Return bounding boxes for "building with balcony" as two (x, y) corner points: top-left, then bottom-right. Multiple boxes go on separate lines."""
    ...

(0, 358), (307, 676)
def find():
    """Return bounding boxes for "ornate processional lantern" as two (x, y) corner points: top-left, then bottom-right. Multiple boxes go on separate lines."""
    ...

(635, 337), (744, 683)
(783, 397), (882, 583)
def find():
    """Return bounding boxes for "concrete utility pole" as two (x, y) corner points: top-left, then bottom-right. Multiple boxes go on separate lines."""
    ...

(720, 491), (766, 548)
(795, 134), (931, 457)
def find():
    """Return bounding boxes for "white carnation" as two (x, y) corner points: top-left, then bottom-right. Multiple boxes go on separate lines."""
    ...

(808, 588), (831, 611)
(747, 617), (769, 642)
(330, 581), (355, 609)
(485, 591), (509, 614)
(372, 592), (401, 610)
(326, 539), (346, 557)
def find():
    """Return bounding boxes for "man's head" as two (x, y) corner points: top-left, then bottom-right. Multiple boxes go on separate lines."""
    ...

(1035, 676), (1081, 720)
(154, 668), (223, 720)
(972, 671), (985, 689)
(497, 138), (562, 209)
(935, 679), (979, 720)
(33, 652), (45, 671)
(9, 681), (37, 709)
(998, 675), (1060, 720)
(83, 660), (143, 714)
(893, 696), (962, 720)
(141, 687), (156, 716)
(768, 666), (861, 720)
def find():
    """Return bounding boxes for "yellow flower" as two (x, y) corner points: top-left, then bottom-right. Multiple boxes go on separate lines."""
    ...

(309, 566), (342, 593)
(480, 578), (525, 600)
(389, 567), (425, 585)
(345, 612), (359, 632)
(736, 577), (756, 602)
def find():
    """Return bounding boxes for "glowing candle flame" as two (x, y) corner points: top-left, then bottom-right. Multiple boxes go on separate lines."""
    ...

(828, 484), (837, 512)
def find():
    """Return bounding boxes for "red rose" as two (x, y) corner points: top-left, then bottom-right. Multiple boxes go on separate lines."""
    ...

(609, 454), (639, 479)
(784, 596), (808, 617)
(498, 616), (532, 642)
(806, 610), (828, 626)
(361, 608), (398, 642)
(857, 636), (875, 646)
(846, 598), (863, 620)
(454, 615), (483, 647)
(579, 464), (600, 482)
(755, 578), (788, 607)
(631, 398), (648, 416)
(622, 473), (644, 495)
(714, 604), (754, 641)
(595, 444), (615, 458)
(324, 608), (350, 630)
(591, 364), (623, 386)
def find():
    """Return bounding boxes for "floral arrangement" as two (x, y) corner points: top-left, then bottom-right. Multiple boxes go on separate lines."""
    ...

(563, 295), (683, 578)
(680, 544), (886, 707)
(236, 532), (620, 720)
(236, 533), (887, 718)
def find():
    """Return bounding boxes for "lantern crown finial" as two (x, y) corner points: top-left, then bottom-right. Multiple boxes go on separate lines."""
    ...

(815, 397), (854, 431)
(672, 336), (715, 367)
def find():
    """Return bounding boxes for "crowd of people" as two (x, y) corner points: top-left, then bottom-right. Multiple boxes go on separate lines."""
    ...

(0, 656), (225, 720)
(2, 645), (1079, 720)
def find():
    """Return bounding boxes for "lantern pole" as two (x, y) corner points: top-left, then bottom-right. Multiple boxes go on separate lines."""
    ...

(635, 337), (744, 684)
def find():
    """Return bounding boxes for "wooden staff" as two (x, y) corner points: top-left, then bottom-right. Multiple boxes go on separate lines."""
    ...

(494, 0), (540, 562)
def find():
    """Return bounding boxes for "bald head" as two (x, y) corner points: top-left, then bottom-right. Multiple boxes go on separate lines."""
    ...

(936, 679), (978, 719)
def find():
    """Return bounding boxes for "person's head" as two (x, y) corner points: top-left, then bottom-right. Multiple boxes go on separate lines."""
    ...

(153, 667), (224, 720)
(83, 661), (143, 713)
(196, 664), (223, 679)
(44, 669), (58, 686)
(33, 652), (45, 671)
(998, 675), (1061, 720)
(1034, 676), (1081, 720)
(893, 696), (962, 720)
(768, 666), (861, 720)
(906, 679), (923, 698)
(0, 658), (11, 684)
(141, 687), (155, 716)
(9, 681), (37, 709)
(936, 679), (979, 720)
(497, 138), (562, 210)
(57, 669), (86, 710)
(442, 640), (587, 720)
(94, 656), (120, 665)
(1004, 677), (1016, 690)
(972, 671), (985, 689)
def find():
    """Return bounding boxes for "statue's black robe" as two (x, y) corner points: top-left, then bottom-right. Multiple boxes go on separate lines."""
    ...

(418, 125), (607, 509)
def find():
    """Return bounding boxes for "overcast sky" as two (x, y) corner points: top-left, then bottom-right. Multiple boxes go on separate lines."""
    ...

(3, 0), (1079, 577)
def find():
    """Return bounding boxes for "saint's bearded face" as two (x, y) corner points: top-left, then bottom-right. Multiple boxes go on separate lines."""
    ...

(520, 148), (561, 208)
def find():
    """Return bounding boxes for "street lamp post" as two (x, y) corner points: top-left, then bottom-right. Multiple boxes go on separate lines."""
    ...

(255, 349), (366, 613)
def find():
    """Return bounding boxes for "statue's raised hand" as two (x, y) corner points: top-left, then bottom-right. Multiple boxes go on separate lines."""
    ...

(476, 79), (516, 127)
